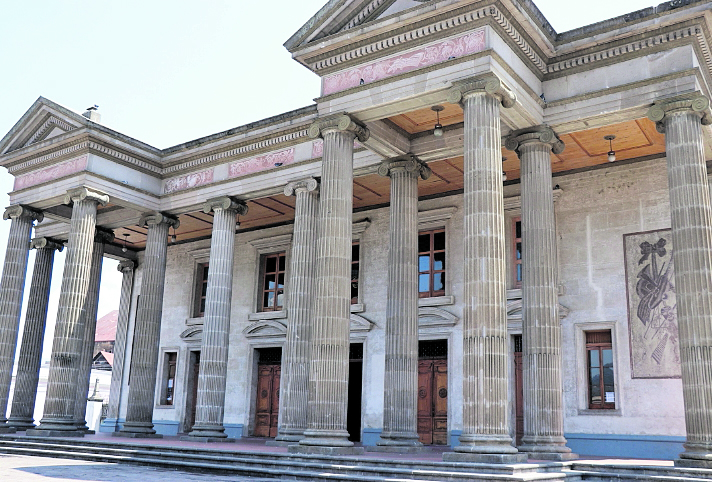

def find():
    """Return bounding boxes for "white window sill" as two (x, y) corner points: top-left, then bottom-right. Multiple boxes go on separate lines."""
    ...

(155, 404), (176, 409)
(351, 303), (365, 313)
(418, 296), (455, 307)
(577, 408), (622, 416)
(185, 317), (204, 326)
(248, 310), (287, 321)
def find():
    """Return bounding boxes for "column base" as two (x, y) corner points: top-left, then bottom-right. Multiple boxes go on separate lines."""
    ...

(676, 445), (712, 468)
(26, 429), (84, 437)
(116, 421), (162, 438)
(6, 417), (35, 431)
(443, 452), (528, 464)
(0, 425), (17, 434)
(273, 428), (304, 444)
(522, 451), (578, 461)
(180, 435), (235, 443)
(519, 437), (577, 461)
(112, 431), (163, 439)
(367, 445), (429, 454)
(289, 444), (365, 455)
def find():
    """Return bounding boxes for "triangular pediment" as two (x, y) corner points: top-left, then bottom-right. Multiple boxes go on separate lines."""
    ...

(286, 0), (432, 50)
(0, 97), (89, 157)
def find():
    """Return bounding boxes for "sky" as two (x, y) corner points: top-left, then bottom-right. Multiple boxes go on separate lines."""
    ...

(0, 0), (658, 363)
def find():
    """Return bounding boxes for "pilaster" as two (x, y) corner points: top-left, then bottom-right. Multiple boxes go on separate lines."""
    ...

(647, 94), (712, 468)
(505, 126), (575, 461)
(116, 212), (179, 438)
(443, 76), (527, 464)
(186, 197), (247, 442)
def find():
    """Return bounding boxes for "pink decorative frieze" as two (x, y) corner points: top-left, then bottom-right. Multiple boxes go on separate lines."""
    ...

(14, 155), (88, 191)
(322, 29), (486, 96)
(164, 169), (214, 194)
(229, 148), (295, 178)
(310, 139), (362, 159)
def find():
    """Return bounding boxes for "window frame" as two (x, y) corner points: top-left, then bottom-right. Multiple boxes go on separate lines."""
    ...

(586, 330), (616, 410)
(512, 216), (522, 289)
(157, 349), (179, 407)
(574, 322), (621, 415)
(259, 251), (287, 312)
(194, 262), (209, 318)
(418, 228), (446, 299)
(351, 241), (360, 305)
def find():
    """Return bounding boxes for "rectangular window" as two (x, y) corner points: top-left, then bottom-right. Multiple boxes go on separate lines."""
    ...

(161, 352), (177, 405)
(261, 252), (286, 312)
(512, 217), (522, 287)
(194, 263), (209, 317)
(351, 242), (360, 304)
(418, 229), (446, 298)
(586, 330), (615, 409)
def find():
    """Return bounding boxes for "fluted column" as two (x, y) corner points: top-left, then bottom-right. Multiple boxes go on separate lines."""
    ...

(274, 178), (319, 444)
(374, 155), (430, 452)
(0, 206), (43, 432)
(74, 228), (113, 431)
(505, 127), (575, 460)
(103, 259), (135, 431)
(29, 188), (108, 437)
(648, 95), (712, 468)
(186, 197), (248, 441)
(7, 237), (63, 430)
(442, 76), (526, 464)
(291, 114), (369, 455)
(117, 212), (179, 438)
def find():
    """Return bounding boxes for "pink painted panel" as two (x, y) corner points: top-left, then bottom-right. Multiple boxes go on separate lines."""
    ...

(229, 148), (295, 178)
(164, 169), (214, 194)
(322, 29), (486, 96)
(14, 155), (88, 191)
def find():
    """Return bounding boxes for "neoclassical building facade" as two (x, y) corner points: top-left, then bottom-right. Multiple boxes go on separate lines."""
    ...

(0, 0), (711, 465)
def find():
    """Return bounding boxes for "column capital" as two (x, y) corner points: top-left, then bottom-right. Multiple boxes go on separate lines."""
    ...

(284, 177), (319, 196)
(139, 211), (180, 229)
(505, 126), (565, 156)
(63, 187), (109, 207)
(3, 205), (43, 223)
(448, 76), (516, 109)
(647, 93), (712, 132)
(94, 227), (115, 244)
(117, 259), (136, 273)
(377, 154), (431, 180)
(202, 196), (248, 215)
(30, 237), (64, 252)
(307, 114), (370, 142)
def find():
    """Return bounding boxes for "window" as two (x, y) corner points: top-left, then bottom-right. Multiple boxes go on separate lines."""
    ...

(351, 242), (360, 304)
(512, 217), (522, 288)
(260, 252), (286, 312)
(418, 229), (446, 298)
(194, 263), (209, 317)
(586, 330), (615, 409)
(160, 352), (178, 405)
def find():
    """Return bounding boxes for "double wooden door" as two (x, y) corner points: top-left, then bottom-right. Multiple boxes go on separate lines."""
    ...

(254, 364), (280, 437)
(417, 358), (448, 445)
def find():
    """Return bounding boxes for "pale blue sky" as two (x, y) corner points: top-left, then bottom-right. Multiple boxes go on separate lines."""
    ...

(0, 0), (656, 362)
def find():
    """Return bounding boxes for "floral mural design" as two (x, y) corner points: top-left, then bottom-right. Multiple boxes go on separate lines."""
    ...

(228, 148), (295, 178)
(164, 169), (214, 194)
(14, 155), (88, 190)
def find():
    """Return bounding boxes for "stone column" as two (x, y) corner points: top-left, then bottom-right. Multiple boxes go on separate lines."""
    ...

(274, 178), (319, 444)
(648, 95), (712, 468)
(290, 114), (369, 455)
(29, 188), (109, 437)
(505, 127), (575, 461)
(0, 205), (42, 432)
(117, 212), (179, 438)
(373, 155), (430, 453)
(103, 259), (135, 432)
(74, 228), (113, 431)
(186, 197), (248, 442)
(442, 77), (526, 464)
(7, 237), (63, 430)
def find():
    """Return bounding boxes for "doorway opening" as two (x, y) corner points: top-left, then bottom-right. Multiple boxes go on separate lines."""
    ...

(347, 343), (363, 442)
(254, 347), (281, 437)
(513, 334), (523, 446)
(184, 350), (201, 433)
(417, 339), (448, 445)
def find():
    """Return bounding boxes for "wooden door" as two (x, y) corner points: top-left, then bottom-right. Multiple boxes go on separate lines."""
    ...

(514, 335), (524, 446)
(187, 351), (200, 432)
(254, 364), (280, 437)
(417, 358), (448, 445)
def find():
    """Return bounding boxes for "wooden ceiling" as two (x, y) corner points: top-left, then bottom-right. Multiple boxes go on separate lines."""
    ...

(389, 103), (463, 134)
(110, 117), (665, 251)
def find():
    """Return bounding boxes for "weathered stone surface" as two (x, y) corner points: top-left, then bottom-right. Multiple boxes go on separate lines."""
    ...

(649, 95), (712, 467)
(188, 197), (247, 440)
(30, 188), (108, 436)
(276, 178), (319, 443)
(118, 212), (179, 437)
(506, 126), (574, 460)
(374, 155), (429, 451)
(7, 238), (63, 430)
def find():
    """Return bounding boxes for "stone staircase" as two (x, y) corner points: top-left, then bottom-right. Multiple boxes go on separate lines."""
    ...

(0, 435), (711, 481)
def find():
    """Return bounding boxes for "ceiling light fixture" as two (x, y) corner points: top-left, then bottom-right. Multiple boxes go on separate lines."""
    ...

(431, 105), (444, 137)
(122, 233), (129, 253)
(235, 214), (241, 232)
(502, 157), (507, 181)
(171, 226), (177, 244)
(604, 135), (616, 162)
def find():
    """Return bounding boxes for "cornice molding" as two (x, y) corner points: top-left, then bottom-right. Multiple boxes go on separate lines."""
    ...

(8, 141), (89, 174)
(337, 0), (393, 33)
(23, 115), (77, 148)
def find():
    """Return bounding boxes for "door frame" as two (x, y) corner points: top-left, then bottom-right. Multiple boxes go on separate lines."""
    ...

(417, 332), (454, 445)
(181, 347), (202, 433)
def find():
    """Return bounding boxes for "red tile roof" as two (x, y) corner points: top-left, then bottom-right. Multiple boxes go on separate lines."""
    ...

(94, 310), (119, 342)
